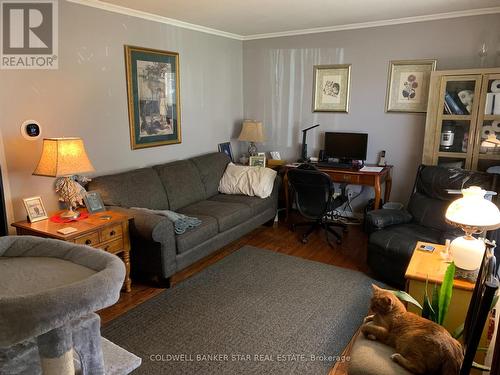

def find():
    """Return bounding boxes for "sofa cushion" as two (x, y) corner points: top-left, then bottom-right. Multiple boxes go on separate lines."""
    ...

(175, 215), (218, 254)
(88, 168), (169, 210)
(208, 194), (271, 216)
(191, 152), (231, 197)
(348, 333), (412, 375)
(178, 200), (253, 232)
(153, 160), (206, 211)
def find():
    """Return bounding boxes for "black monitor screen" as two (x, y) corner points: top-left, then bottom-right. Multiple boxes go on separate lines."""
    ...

(324, 132), (368, 160)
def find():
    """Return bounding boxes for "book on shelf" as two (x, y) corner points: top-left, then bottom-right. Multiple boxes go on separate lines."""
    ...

(444, 91), (465, 115)
(443, 100), (452, 115)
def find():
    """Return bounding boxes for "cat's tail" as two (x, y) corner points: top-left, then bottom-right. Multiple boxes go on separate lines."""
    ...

(442, 339), (464, 375)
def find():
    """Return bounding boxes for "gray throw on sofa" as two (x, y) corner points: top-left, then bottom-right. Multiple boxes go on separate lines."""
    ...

(87, 152), (280, 284)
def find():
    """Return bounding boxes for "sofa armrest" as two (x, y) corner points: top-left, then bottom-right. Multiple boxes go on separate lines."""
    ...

(107, 206), (177, 277)
(366, 209), (412, 230)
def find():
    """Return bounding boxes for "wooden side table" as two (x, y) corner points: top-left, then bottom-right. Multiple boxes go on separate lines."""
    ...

(405, 241), (474, 332)
(12, 209), (132, 292)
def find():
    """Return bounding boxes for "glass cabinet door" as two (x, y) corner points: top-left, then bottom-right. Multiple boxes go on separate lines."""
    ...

(472, 73), (500, 172)
(432, 75), (482, 169)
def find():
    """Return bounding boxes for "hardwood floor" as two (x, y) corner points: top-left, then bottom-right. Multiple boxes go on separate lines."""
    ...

(99, 217), (370, 324)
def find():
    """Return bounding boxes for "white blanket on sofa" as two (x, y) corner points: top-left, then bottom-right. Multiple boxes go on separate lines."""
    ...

(218, 163), (277, 199)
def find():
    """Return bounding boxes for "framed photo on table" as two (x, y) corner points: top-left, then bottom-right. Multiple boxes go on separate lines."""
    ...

(249, 156), (266, 167)
(84, 191), (106, 214)
(23, 196), (48, 223)
(125, 45), (181, 150)
(385, 59), (437, 113)
(312, 64), (351, 112)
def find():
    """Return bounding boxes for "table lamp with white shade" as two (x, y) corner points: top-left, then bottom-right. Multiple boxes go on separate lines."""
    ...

(238, 120), (265, 156)
(445, 186), (500, 277)
(33, 138), (95, 220)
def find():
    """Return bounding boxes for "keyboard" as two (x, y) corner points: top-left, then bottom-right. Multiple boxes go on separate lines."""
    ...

(316, 162), (353, 169)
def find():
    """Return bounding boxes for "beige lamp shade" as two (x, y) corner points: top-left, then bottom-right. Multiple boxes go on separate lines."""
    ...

(238, 120), (265, 142)
(445, 186), (500, 230)
(33, 138), (95, 177)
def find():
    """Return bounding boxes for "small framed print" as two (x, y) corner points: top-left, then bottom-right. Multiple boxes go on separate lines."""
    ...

(257, 152), (266, 157)
(270, 151), (281, 160)
(23, 196), (48, 223)
(83, 191), (106, 214)
(385, 59), (437, 113)
(218, 142), (233, 161)
(249, 156), (266, 167)
(313, 64), (351, 112)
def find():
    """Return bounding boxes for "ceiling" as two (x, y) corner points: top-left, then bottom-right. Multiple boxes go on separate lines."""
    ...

(86, 0), (500, 38)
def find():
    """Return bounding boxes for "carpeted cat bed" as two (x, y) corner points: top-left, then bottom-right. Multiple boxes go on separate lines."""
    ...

(102, 246), (380, 374)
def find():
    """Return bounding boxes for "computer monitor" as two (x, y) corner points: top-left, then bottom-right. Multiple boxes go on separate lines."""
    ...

(324, 132), (368, 161)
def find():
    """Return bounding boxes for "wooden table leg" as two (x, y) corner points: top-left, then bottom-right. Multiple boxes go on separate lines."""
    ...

(284, 171), (290, 223)
(374, 176), (382, 210)
(122, 220), (132, 293)
(384, 171), (392, 203)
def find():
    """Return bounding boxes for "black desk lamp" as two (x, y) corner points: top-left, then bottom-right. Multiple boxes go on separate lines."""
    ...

(298, 124), (320, 162)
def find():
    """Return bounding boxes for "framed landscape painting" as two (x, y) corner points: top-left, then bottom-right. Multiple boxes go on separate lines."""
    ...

(312, 64), (351, 112)
(385, 59), (437, 113)
(125, 45), (181, 149)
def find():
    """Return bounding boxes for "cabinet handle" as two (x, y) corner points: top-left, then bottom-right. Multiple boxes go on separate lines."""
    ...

(110, 230), (116, 236)
(103, 245), (110, 251)
(85, 239), (92, 245)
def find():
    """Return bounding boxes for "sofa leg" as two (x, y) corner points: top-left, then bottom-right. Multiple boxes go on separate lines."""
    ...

(153, 276), (171, 288)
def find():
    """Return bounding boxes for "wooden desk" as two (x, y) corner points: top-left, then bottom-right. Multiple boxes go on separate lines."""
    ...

(283, 164), (392, 221)
(12, 209), (133, 292)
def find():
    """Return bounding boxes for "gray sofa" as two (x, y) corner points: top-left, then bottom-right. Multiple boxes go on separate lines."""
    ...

(87, 152), (279, 285)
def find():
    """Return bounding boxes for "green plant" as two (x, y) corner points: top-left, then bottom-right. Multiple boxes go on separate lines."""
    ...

(422, 262), (456, 325)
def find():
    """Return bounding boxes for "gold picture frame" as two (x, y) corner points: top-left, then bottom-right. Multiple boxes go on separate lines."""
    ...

(312, 64), (351, 112)
(23, 196), (48, 223)
(385, 59), (437, 113)
(249, 156), (266, 167)
(125, 45), (181, 150)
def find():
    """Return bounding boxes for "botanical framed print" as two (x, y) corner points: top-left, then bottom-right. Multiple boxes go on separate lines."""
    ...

(83, 191), (106, 214)
(218, 142), (233, 162)
(249, 156), (266, 167)
(23, 196), (48, 223)
(385, 59), (437, 113)
(125, 45), (181, 149)
(312, 64), (351, 112)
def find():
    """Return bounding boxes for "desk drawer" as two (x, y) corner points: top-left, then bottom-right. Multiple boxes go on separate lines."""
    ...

(99, 238), (124, 254)
(74, 232), (100, 247)
(100, 224), (122, 242)
(332, 173), (360, 184)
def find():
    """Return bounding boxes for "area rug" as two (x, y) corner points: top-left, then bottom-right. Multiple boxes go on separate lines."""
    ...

(102, 246), (379, 374)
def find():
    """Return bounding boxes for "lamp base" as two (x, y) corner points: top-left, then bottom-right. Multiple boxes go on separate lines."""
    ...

(248, 142), (258, 156)
(454, 267), (479, 282)
(59, 209), (81, 220)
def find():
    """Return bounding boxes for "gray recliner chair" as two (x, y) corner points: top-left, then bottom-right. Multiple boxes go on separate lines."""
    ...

(0, 236), (129, 375)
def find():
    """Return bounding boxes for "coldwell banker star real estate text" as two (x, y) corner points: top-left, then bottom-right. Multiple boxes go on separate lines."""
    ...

(1, 0), (58, 69)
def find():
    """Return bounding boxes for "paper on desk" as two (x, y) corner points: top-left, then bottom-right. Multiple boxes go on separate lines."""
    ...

(359, 166), (384, 172)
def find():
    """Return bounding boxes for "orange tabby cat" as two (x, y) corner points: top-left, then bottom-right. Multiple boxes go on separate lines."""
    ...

(361, 284), (463, 375)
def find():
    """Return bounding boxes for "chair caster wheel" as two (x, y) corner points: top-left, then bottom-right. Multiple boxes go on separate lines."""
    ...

(301, 238), (308, 244)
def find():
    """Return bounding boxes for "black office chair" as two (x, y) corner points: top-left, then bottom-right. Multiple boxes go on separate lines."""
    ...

(287, 164), (347, 246)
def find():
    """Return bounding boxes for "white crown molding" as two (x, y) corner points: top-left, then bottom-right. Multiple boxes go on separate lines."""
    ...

(242, 6), (500, 40)
(66, 0), (500, 42)
(65, 0), (243, 40)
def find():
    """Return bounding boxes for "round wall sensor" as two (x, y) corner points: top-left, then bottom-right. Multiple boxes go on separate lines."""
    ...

(20, 120), (42, 140)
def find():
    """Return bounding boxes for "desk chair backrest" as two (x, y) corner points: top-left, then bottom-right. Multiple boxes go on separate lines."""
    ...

(460, 247), (499, 375)
(287, 165), (333, 220)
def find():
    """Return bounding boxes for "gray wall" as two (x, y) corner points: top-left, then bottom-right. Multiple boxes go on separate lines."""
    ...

(243, 14), (500, 207)
(0, 1), (243, 221)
